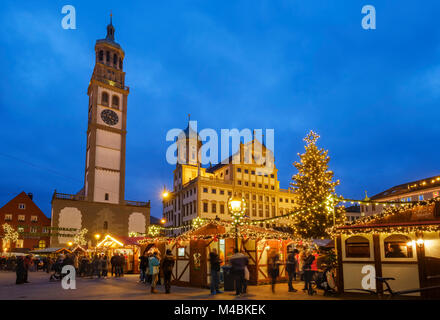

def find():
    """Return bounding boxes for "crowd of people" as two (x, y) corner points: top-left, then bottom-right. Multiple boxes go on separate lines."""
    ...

(139, 249), (175, 294)
(3, 246), (335, 296)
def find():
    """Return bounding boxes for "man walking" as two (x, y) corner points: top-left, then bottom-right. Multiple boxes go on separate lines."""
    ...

(229, 249), (248, 296)
(161, 249), (175, 294)
(286, 249), (298, 292)
(209, 248), (222, 295)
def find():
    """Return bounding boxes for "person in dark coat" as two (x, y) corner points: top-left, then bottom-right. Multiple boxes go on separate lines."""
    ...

(161, 249), (175, 294)
(117, 253), (125, 277)
(303, 250), (316, 294)
(229, 249), (249, 296)
(139, 251), (148, 283)
(101, 255), (109, 278)
(286, 249), (299, 292)
(16, 256), (26, 284)
(23, 255), (32, 283)
(209, 249), (222, 295)
(110, 254), (117, 277)
(268, 251), (280, 293)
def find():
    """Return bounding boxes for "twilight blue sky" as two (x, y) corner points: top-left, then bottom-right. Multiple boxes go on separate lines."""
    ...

(1, 1), (439, 219)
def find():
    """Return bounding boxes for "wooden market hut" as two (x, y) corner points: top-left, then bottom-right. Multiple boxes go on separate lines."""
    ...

(139, 222), (303, 288)
(95, 234), (143, 273)
(334, 199), (440, 299)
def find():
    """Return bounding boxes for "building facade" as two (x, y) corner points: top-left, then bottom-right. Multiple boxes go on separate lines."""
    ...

(163, 123), (297, 235)
(50, 19), (150, 246)
(0, 192), (51, 252)
(361, 175), (440, 216)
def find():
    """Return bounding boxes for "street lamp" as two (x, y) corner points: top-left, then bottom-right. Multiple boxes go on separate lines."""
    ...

(228, 195), (247, 250)
(160, 218), (166, 225)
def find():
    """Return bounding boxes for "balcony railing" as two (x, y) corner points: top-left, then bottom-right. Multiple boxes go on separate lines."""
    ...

(53, 193), (150, 207)
(53, 193), (85, 201)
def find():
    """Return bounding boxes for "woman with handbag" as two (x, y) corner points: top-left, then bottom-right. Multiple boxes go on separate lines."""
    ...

(148, 252), (160, 293)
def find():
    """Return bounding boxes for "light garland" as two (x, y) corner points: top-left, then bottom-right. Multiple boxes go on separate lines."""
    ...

(1, 223), (19, 246)
(73, 228), (88, 246)
(327, 198), (440, 236)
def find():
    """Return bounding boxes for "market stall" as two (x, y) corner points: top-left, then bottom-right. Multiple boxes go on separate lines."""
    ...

(29, 247), (72, 257)
(96, 234), (143, 273)
(331, 198), (440, 299)
(139, 222), (305, 288)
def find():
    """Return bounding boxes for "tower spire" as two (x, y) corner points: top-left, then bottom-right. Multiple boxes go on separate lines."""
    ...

(106, 12), (115, 41)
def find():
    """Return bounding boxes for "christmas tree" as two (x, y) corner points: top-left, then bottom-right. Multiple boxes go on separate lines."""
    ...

(290, 131), (344, 239)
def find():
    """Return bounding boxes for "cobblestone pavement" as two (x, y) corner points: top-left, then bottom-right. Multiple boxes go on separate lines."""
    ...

(0, 271), (371, 300)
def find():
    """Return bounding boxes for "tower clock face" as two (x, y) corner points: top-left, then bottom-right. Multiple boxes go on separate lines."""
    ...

(101, 109), (119, 126)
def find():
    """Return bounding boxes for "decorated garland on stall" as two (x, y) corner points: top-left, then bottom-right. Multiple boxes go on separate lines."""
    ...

(327, 197), (440, 236)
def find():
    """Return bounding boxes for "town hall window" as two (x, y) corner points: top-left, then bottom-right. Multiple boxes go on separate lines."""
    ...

(98, 50), (104, 62)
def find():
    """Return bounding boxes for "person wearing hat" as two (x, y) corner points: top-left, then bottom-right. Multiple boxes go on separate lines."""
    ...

(161, 249), (175, 294)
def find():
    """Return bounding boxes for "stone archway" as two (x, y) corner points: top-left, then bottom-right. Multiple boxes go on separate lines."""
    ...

(58, 207), (82, 244)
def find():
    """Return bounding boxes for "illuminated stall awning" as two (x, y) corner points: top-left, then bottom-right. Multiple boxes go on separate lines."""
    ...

(96, 235), (124, 248)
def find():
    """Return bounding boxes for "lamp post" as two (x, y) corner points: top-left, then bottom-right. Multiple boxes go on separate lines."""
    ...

(228, 196), (247, 250)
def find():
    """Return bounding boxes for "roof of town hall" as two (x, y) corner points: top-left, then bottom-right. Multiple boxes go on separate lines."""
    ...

(370, 174), (440, 200)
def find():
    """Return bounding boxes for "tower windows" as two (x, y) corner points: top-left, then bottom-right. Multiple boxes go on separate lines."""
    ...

(101, 92), (109, 106)
(103, 221), (108, 230)
(113, 53), (117, 66)
(106, 51), (110, 64)
(111, 95), (119, 109)
(119, 58), (123, 69)
(99, 50), (104, 62)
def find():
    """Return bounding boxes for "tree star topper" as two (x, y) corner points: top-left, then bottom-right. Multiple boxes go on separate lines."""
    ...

(304, 130), (320, 145)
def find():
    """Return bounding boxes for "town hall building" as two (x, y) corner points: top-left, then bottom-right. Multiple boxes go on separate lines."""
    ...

(162, 122), (298, 235)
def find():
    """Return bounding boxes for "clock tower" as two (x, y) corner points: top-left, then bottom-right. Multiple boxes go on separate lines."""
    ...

(84, 16), (127, 205)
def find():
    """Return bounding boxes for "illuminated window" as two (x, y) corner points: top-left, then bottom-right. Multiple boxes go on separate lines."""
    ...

(384, 234), (413, 258)
(39, 240), (46, 249)
(18, 215), (25, 222)
(4, 214), (12, 221)
(31, 216), (38, 222)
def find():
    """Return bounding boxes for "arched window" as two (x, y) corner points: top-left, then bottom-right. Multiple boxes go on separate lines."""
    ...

(119, 58), (123, 69)
(98, 50), (104, 62)
(39, 240), (46, 249)
(106, 51), (110, 63)
(111, 95), (119, 109)
(345, 235), (370, 258)
(384, 234), (413, 258)
(101, 92), (109, 106)
(113, 53), (117, 66)
(103, 221), (108, 230)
